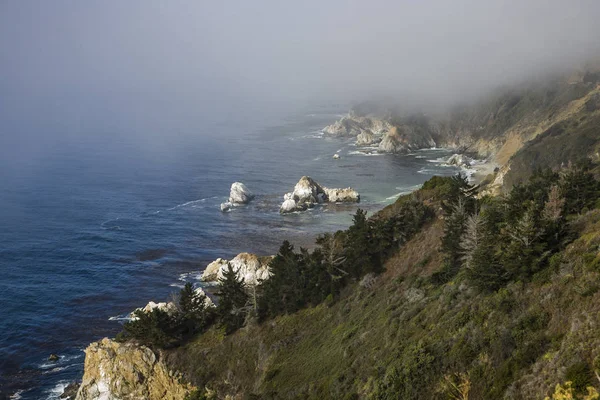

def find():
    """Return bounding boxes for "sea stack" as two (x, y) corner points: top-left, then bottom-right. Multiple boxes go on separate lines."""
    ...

(220, 182), (254, 211)
(279, 176), (359, 213)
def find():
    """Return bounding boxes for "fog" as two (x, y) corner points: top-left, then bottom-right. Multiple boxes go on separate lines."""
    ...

(1, 0), (600, 141)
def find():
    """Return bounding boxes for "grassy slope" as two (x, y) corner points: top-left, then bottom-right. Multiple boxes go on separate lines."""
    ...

(165, 188), (600, 399)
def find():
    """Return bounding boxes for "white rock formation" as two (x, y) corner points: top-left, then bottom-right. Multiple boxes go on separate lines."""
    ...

(228, 182), (254, 204)
(445, 154), (472, 168)
(201, 253), (274, 285)
(129, 301), (178, 320)
(324, 187), (360, 203)
(279, 176), (360, 213)
(221, 182), (254, 211)
(333, 153), (340, 159)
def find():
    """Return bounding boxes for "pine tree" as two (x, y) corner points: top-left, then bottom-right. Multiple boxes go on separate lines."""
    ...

(178, 282), (211, 338)
(257, 240), (304, 319)
(344, 209), (378, 277)
(215, 263), (249, 334)
(441, 198), (469, 277)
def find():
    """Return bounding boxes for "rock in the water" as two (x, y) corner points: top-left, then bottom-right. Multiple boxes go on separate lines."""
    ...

(75, 338), (192, 400)
(220, 202), (232, 212)
(129, 301), (178, 321)
(48, 353), (60, 362)
(201, 253), (274, 285)
(280, 198), (298, 213)
(445, 154), (472, 168)
(228, 182), (254, 205)
(324, 187), (360, 203)
(279, 176), (360, 213)
(60, 382), (79, 399)
(202, 257), (228, 282)
(322, 115), (391, 139)
(333, 153), (340, 159)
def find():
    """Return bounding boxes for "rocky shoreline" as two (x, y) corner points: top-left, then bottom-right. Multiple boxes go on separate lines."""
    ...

(66, 111), (501, 400)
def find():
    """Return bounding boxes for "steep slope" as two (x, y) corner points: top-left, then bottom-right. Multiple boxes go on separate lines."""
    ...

(163, 178), (600, 399)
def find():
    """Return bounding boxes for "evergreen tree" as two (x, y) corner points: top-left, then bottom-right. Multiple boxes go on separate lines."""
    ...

(215, 263), (249, 334)
(344, 209), (379, 277)
(560, 160), (600, 214)
(178, 282), (211, 338)
(119, 308), (178, 348)
(258, 241), (304, 319)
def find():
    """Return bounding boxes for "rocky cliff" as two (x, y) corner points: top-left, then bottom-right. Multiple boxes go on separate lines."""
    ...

(324, 69), (600, 193)
(76, 338), (192, 400)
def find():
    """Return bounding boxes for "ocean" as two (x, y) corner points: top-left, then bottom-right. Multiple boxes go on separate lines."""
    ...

(0, 106), (459, 399)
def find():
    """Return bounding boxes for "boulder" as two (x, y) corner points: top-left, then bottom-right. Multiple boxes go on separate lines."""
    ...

(228, 182), (254, 205)
(445, 154), (472, 168)
(75, 338), (192, 400)
(60, 382), (79, 399)
(48, 354), (60, 362)
(333, 153), (340, 159)
(129, 301), (178, 320)
(279, 176), (360, 213)
(201, 258), (228, 282)
(280, 198), (298, 213)
(324, 187), (360, 203)
(220, 202), (232, 212)
(201, 253), (274, 285)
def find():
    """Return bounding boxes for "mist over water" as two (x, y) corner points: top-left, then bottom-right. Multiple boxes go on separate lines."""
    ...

(0, 105), (462, 398)
(1, 1), (600, 398)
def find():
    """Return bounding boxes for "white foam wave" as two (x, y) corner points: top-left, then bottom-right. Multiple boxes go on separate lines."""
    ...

(108, 314), (132, 322)
(38, 353), (84, 369)
(348, 151), (384, 156)
(426, 157), (447, 163)
(10, 390), (24, 399)
(44, 380), (70, 400)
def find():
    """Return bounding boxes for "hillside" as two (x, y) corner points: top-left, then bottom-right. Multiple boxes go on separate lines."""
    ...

(160, 169), (600, 400)
(73, 68), (600, 400)
(330, 67), (600, 194)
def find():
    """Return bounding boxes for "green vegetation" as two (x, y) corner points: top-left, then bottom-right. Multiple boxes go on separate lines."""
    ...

(116, 282), (214, 348)
(156, 167), (600, 399)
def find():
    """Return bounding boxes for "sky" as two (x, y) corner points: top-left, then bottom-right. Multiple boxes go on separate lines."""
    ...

(1, 0), (600, 138)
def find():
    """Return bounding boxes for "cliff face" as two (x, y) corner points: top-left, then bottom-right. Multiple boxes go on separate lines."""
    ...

(76, 338), (191, 400)
(324, 71), (600, 193)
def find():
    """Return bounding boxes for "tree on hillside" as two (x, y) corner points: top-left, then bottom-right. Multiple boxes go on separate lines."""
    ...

(344, 209), (380, 277)
(215, 263), (249, 334)
(560, 160), (600, 214)
(258, 240), (305, 319)
(178, 282), (212, 338)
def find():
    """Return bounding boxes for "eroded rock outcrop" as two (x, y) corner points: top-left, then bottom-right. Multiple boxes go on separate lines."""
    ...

(201, 252), (274, 285)
(279, 176), (359, 213)
(323, 115), (391, 147)
(76, 338), (192, 400)
(221, 182), (254, 212)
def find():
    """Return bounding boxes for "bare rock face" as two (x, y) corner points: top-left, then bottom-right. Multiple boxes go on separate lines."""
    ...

(324, 187), (360, 203)
(445, 153), (472, 168)
(279, 176), (360, 213)
(201, 253), (274, 285)
(75, 338), (192, 400)
(378, 127), (408, 154)
(221, 182), (254, 211)
(322, 115), (391, 147)
(228, 182), (254, 204)
(356, 130), (381, 146)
